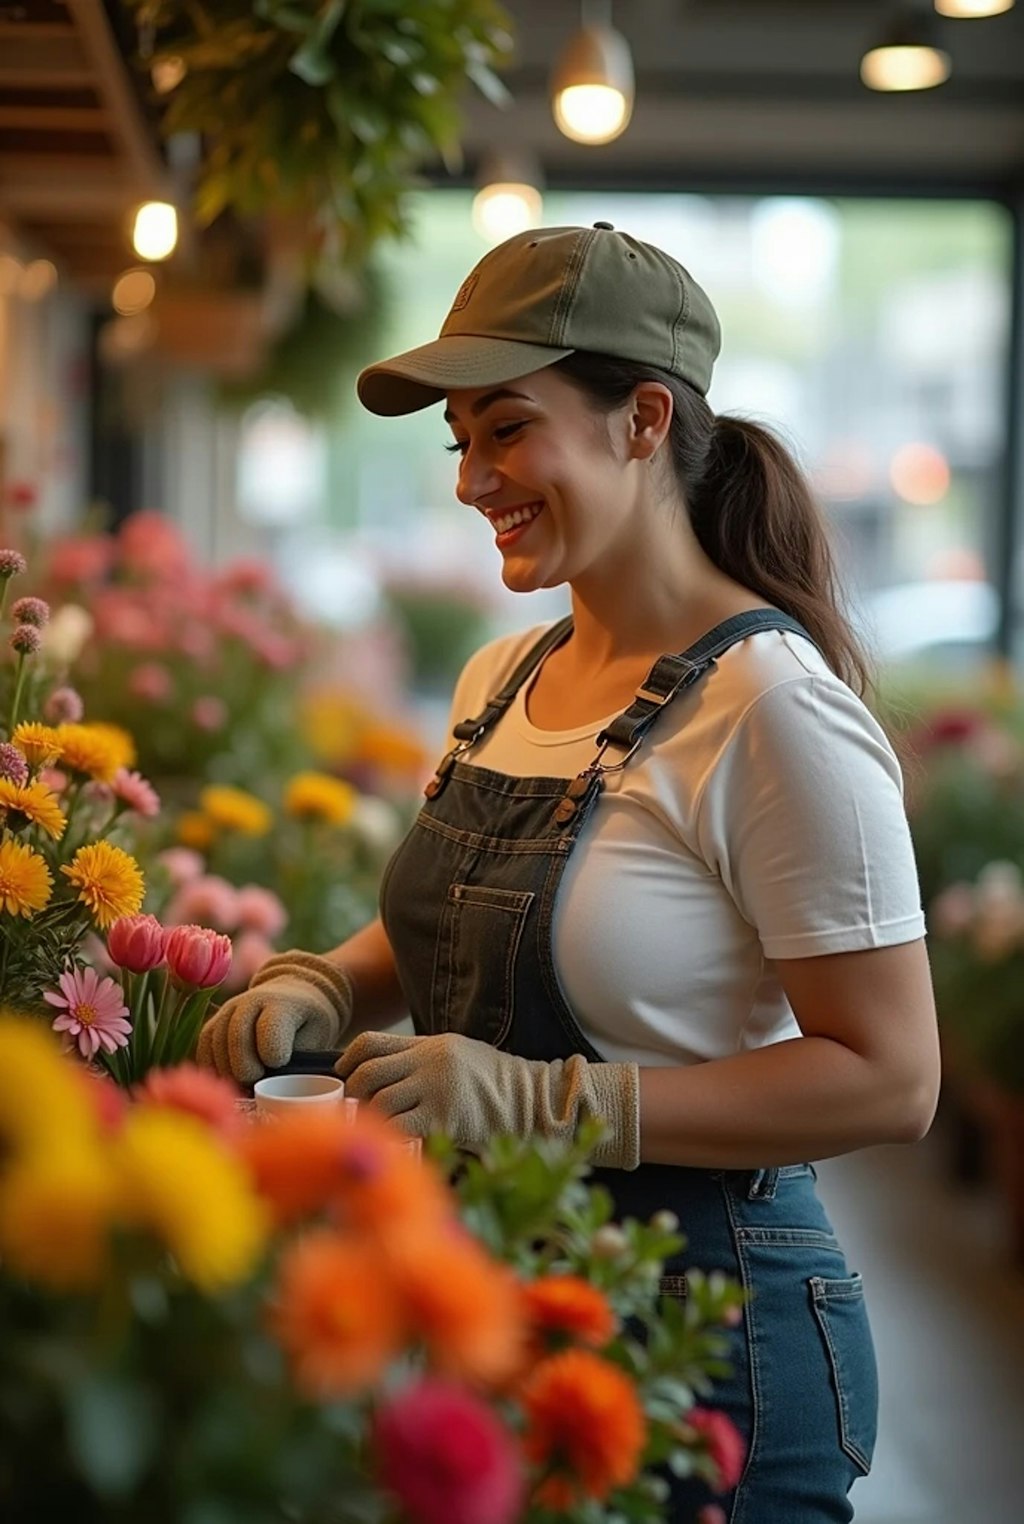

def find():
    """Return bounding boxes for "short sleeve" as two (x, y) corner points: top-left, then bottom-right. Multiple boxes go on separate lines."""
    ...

(694, 676), (926, 959)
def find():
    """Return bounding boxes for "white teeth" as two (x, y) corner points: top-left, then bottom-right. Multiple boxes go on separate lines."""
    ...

(493, 503), (543, 535)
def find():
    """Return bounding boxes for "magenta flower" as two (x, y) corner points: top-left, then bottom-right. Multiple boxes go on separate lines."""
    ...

(111, 767), (161, 819)
(10, 623), (40, 656)
(164, 924), (232, 989)
(43, 686), (84, 724)
(0, 743), (28, 785)
(191, 695), (227, 732)
(373, 1380), (523, 1524)
(165, 875), (240, 932)
(235, 884), (287, 939)
(107, 913), (167, 973)
(44, 967), (131, 1059)
(10, 595), (49, 627)
(155, 847), (205, 887)
(128, 662), (173, 703)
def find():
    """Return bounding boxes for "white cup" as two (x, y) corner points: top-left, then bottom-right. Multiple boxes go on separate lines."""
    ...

(253, 1074), (347, 1119)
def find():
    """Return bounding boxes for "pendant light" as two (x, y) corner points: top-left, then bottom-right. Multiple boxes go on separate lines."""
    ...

(934, 2), (1013, 16)
(472, 153), (544, 244)
(551, 0), (634, 145)
(861, 8), (952, 91)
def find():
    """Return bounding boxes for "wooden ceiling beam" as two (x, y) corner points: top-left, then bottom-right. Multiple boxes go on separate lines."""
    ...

(0, 32), (92, 88)
(0, 105), (110, 130)
(0, 153), (140, 217)
(64, 0), (166, 192)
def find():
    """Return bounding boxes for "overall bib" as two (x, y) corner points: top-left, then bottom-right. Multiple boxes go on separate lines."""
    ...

(379, 609), (879, 1523)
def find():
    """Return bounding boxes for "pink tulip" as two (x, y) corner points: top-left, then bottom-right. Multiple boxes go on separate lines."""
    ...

(164, 924), (233, 989)
(107, 914), (167, 973)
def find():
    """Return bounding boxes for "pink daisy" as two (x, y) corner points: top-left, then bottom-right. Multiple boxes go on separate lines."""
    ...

(44, 966), (132, 1060)
(112, 767), (161, 818)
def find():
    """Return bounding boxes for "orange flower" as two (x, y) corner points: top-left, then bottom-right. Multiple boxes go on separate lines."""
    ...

(522, 1273), (618, 1350)
(240, 1106), (451, 1239)
(521, 1348), (647, 1508)
(353, 723), (428, 778)
(389, 1223), (527, 1389)
(270, 1228), (403, 1398)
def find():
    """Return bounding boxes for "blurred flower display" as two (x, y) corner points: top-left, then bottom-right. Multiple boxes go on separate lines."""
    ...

(0, 543), (156, 1012)
(0, 1016), (747, 1524)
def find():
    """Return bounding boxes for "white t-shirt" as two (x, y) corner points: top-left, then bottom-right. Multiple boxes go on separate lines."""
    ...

(444, 620), (926, 1068)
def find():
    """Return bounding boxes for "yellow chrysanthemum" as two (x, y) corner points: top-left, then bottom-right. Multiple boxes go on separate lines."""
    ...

(0, 1014), (98, 1153)
(10, 721), (61, 770)
(298, 689), (366, 767)
(283, 771), (357, 827)
(0, 1145), (116, 1289)
(53, 723), (121, 783)
(114, 1108), (268, 1291)
(60, 841), (144, 929)
(176, 810), (215, 850)
(0, 838), (53, 917)
(199, 785), (272, 837)
(85, 721), (137, 771)
(0, 779), (66, 840)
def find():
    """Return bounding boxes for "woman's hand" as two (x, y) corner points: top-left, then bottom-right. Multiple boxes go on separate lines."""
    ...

(335, 1030), (640, 1167)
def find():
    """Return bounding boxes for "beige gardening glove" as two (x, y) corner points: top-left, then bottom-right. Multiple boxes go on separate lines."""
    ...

(336, 1030), (641, 1169)
(196, 950), (355, 1084)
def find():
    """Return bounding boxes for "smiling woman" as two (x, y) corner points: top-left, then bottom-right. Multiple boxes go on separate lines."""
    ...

(200, 220), (940, 1524)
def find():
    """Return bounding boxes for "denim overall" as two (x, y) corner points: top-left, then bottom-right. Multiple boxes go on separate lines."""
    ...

(379, 608), (879, 1522)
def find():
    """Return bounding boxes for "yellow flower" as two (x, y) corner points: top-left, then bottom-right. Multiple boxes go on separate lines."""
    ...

(0, 1015), (97, 1153)
(283, 771), (357, 827)
(0, 838), (53, 917)
(298, 689), (366, 767)
(54, 723), (121, 783)
(114, 1107), (268, 1291)
(10, 722), (61, 770)
(0, 1146), (116, 1289)
(60, 841), (144, 929)
(354, 723), (428, 778)
(176, 811), (215, 851)
(86, 721), (137, 771)
(0, 779), (66, 840)
(199, 785), (272, 837)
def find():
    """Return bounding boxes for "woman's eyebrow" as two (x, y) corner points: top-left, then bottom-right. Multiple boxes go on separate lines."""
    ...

(443, 388), (533, 424)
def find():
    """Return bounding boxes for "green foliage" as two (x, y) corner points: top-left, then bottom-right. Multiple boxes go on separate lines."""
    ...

(127, 0), (515, 269)
(382, 577), (491, 687)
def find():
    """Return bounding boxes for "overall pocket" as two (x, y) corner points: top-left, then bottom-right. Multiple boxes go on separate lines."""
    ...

(433, 882), (534, 1045)
(810, 1273), (879, 1476)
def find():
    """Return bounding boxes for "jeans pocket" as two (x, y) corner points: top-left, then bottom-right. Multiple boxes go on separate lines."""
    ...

(810, 1273), (879, 1477)
(433, 883), (534, 1045)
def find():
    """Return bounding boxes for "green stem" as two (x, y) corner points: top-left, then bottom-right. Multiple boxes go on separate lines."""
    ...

(149, 979), (187, 1070)
(7, 653), (28, 733)
(129, 968), (153, 1080)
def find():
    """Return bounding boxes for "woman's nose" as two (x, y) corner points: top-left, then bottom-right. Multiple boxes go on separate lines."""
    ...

(455, 444), (502, 507)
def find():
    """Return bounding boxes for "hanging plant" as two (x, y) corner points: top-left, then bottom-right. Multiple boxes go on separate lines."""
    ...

(128, 0), (515, 269)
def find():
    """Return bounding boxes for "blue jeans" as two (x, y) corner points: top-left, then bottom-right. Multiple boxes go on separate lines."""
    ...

(630, 1162), (878, 1522)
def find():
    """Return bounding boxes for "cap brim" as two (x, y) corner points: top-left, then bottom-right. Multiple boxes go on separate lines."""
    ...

(356, 334), (575, 416)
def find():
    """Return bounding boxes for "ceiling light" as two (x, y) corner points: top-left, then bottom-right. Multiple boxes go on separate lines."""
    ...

(112, 268), (157, 316)
(472, 153), (544, 243)
(861, 11), (952, 91)
(551, 1), (634, 145)
(934, 1), (1013, 16)
(131, 201), (178, 261)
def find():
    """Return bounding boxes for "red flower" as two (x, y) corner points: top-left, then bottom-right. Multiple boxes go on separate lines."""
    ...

(373, 1379), (523, 1524)
(108, 913), (166, 973)
(687, 1407), (746, 1492)
(164, 924), (232, 988)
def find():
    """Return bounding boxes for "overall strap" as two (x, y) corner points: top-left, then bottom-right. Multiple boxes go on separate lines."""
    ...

(452, 614), (574, 742)
(597, 608), (818, 751)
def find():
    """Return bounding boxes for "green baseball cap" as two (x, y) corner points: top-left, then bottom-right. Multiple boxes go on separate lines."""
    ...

(356, 221), (721, 416)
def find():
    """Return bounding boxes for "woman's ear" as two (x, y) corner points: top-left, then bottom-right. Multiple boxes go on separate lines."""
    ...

(628, 382), (674, 461)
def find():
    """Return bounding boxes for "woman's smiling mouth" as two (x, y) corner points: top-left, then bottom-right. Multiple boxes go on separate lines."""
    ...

(487, 501), (545, 544)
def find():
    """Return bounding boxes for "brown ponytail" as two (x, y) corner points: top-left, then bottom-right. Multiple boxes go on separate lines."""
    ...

(554, 352), (875, 702)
